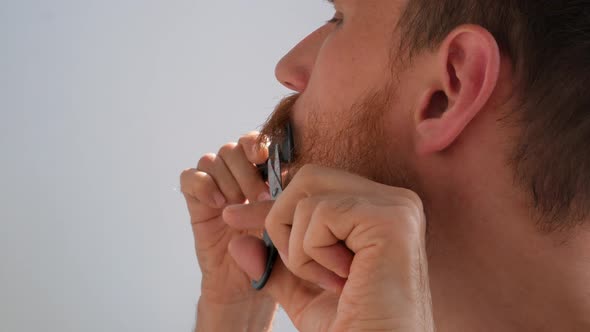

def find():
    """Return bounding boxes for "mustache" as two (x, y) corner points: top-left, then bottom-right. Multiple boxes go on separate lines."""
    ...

(258, 94), (299, 147)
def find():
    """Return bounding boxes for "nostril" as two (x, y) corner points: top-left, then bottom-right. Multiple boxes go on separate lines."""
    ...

(275, 64), (308, 92)
(283, 81), (297, 90)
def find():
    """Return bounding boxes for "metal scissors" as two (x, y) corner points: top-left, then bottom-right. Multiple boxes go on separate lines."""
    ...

(253, 123), (294, 290)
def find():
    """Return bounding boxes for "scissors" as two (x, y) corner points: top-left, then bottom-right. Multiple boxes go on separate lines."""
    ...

(253, 123), (294, 290)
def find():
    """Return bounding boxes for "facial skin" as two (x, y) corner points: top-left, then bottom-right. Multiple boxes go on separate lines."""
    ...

(260, 88), (412, 190)
(261, 2), (414, 189)
(260, 0), (590, 331)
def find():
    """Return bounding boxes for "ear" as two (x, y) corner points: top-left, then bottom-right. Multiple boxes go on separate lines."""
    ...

(415, 24), (501, 155)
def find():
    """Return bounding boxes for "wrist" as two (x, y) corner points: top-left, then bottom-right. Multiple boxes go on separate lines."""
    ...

(195, 295), (277, 332)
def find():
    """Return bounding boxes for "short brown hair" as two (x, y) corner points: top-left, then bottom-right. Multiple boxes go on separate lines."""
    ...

(397, 1), (590, 231)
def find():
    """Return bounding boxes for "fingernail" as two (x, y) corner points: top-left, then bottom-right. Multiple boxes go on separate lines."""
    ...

(212, 192), (226, 208)
(258, 191), (272, 201)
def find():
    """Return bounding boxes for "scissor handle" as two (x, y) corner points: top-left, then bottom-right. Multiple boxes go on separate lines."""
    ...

(251, 124), (294, 291)
(251, 231), (279, 290)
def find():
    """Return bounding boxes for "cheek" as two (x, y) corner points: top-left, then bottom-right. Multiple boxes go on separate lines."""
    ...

(308, 36), (391, 113)
(304, 37), (364, 114)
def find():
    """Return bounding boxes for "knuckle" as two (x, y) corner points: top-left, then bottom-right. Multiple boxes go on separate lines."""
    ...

(287, 250), (309, 275)
(237, 137), (249, 147)
(314, 200), (330, 216)
(218, 142), (238, 156)
(391, 205), (424, 240)
(237, 132), (260, 145)
(398, 204), (420, 224)
(179, 169), (195, 194)
(314, 199), (338, 220)
(197, 153), (216, 170)
(226, 188), (245, 203)
(295, 197), (316, 215)
(265, 212), (278, 232)
(302, 236), (314, 257)
(179, 168), (194, 184)
(333, 196), (361, 215)
(180, 170), (209, 198)
(389, 187), (424, 219)
(400, 189), (424, 211)
(220, 182), (245, 203)
(287, 249), (301, 270)
(192, 171), (212, 194)
(289, 238), (305, 265)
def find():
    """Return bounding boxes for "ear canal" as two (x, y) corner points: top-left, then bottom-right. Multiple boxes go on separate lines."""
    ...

(423, 91), (449, 120)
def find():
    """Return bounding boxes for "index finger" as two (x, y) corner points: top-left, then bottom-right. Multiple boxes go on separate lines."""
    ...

(268, 164), (417, 222)
(238, 131), (269, 165)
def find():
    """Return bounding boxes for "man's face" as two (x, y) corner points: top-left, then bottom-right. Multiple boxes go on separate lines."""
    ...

(262, 0), (416, 188)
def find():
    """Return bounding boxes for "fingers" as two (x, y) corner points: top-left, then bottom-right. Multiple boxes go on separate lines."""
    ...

(198, 153), (244, 204)
(227, 235), (268, 280)
(223, 201), (274, 230)
(289, 197), (348, 293)
(238, 131), (269, 165)
(228, 235), (327, 329)
(182, 192), (221, 225)
(303, 197), (359, 278)
(179, 131), (272, 257)
(263, 164), (425, 294)
(226, 166), (429, 332)
(180, 131), (270, 212)
(224, 199), (347, 292)
(180, 168), (226, 209)
(217, 142), (268, 203)
(266, 195), (352, 293)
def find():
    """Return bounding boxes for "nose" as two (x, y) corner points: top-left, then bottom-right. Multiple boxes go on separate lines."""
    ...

(275, 28), (328, 93)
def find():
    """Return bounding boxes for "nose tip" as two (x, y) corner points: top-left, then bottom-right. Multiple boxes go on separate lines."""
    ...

(275, 58), (308, 93)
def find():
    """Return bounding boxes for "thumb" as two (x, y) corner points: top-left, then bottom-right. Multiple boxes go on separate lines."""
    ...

(228, 235), (330, 330)
(227, 235), (267, 279)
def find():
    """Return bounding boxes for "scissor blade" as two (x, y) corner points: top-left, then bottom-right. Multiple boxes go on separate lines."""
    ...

(269, 144), (283, 200)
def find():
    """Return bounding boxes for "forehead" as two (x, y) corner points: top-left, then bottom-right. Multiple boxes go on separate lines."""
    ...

(347, 0), (407, 29)
(333, 0), (407, 20)
(327, 0), (407, 8)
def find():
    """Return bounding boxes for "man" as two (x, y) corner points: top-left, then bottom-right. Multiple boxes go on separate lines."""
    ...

(181, 0), (590, 331)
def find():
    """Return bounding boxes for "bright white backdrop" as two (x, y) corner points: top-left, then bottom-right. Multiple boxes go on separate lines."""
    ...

(0, 1), (332, 331)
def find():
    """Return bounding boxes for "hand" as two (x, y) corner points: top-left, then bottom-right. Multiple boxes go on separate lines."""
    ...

(224, 165), (435, 332)
(180, 132), (273, 306)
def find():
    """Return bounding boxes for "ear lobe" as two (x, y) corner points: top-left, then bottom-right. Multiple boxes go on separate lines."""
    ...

(416, 25), (501, 155)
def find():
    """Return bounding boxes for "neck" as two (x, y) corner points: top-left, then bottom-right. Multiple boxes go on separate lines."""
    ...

(423, 169), (590, 332)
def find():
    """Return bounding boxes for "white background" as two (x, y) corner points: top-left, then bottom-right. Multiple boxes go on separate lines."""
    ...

(0, 1), (332, 331)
